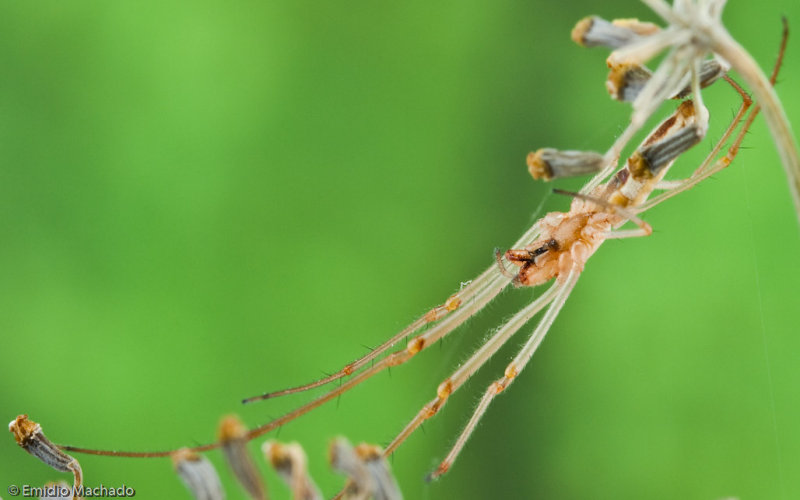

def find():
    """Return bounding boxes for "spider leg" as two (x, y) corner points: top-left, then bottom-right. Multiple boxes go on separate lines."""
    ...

(61, 225), (547, 458)
(428, 265), (581, 480)
(636, 75), (753, 212)
(243, 268), (511, 441)
(245, 205), (551, 404)
(329, 277), (567, 500)
(243, 265), (503, 403)
(494, 247), (519, 280)
(379, 280), (564, 457)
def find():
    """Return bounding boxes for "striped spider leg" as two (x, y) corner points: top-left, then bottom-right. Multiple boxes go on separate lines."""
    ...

(242, 260), (513, 404)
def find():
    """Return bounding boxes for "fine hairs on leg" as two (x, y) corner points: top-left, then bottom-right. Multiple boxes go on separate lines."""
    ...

(6, 3), (798, 499)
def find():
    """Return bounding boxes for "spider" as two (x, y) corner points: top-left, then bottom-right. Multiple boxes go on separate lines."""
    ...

(229, 12), (791, 494)
(10, 4), (797, 500)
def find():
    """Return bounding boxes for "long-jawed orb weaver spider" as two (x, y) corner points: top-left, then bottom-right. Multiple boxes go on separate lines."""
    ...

(5, 2), (800, 499)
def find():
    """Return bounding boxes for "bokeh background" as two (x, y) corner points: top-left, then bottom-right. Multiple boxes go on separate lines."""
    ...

(2, 1), (799, 499)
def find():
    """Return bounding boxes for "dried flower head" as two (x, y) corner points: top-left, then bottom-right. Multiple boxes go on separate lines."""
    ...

(607, 0), (800, 218)
(572, 16), (660, 49)
(9, 415), (83, 498)
(172, 448), (226, 500)
(262, 440), (322, 500)
(218, 415), (267, 500)
(527, 149), (605, 181)
(329, 438), (402, 500)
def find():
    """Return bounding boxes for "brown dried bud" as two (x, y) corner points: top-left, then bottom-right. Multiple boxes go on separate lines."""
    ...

(630, 125), (703, 178)
(9, 415), (83, 494)
(527, 149), (605, 181)
(330, 438), (402, 500)
(172, 448), (225, 500)
(628, 100), (703, 179)
(218, 415), (267, 500)
(330, 437), (373, 499)
(608, 58), (728, 104)
(263, 441), (322, 500)
(607, 63), (653, 102)
(353, 444), (402, 500)
(572, 16), (659, 49)
(673, 58), (730, 98)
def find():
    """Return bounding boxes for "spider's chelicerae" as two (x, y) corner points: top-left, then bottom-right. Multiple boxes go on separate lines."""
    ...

(7, 2), (800, 500)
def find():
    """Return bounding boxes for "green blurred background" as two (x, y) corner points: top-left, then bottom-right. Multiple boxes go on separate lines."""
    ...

(2, 2), (799, 499)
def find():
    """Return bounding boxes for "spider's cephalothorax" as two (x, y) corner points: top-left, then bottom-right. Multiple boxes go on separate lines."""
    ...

(505, 211), (613, 287)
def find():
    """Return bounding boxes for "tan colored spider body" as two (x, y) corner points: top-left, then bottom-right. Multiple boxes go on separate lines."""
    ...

(506, 165), (668, 287)
(507, 149), (669, 286)
(507, 210), (613, 286)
